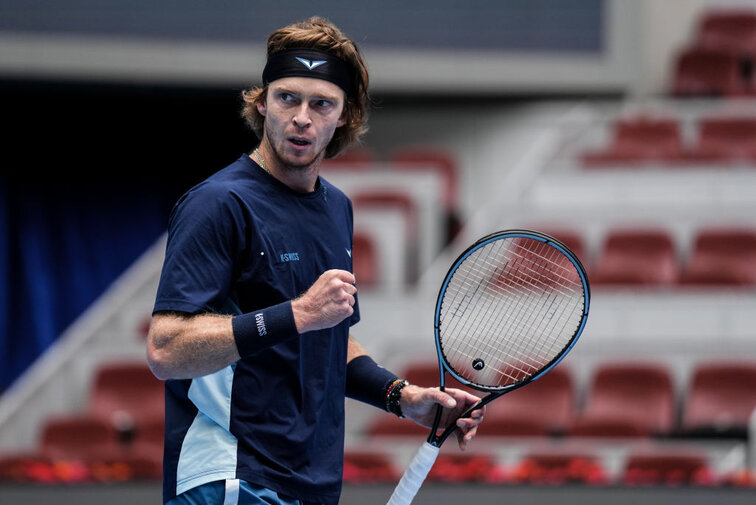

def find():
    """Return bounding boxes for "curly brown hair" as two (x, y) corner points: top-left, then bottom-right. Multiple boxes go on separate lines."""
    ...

(241, 16), (370, 159)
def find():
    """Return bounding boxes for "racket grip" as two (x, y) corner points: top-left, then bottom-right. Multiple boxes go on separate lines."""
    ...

(386, 442), (440, 505)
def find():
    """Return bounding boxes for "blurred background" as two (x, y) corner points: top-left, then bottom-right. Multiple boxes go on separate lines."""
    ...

(2, 0), (756, 503)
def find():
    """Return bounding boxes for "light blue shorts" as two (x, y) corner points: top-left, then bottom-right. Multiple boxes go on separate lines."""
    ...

(166, 480), (302, 505)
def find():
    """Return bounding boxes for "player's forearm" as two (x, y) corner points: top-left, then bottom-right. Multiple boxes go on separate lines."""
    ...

(147, 312), (239, 380)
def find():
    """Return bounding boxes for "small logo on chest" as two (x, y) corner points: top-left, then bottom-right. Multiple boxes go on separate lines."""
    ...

(280, 252), (301, 262)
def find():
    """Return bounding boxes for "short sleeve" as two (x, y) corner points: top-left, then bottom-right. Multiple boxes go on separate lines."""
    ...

(153, 181), (246, 315)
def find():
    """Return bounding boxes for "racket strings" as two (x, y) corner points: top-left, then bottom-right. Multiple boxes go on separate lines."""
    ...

(439, 237), (585, 389)
(447, 242), (579, 355)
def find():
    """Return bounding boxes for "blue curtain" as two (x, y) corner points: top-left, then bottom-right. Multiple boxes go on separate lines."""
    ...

(0, 178), (169, 392)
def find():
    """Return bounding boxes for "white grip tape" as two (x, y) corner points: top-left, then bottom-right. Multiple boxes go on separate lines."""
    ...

(386, 442), (440, 505)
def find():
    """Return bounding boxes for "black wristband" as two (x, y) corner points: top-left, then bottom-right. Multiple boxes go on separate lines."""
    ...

(232, 301), (299, 358)
(345, 355), (400, 411)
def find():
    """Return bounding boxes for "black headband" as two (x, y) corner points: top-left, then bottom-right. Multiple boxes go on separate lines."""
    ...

(262, 48), (355, 96)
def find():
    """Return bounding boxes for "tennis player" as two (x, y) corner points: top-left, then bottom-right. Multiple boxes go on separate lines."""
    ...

(146, 16), (484, 505)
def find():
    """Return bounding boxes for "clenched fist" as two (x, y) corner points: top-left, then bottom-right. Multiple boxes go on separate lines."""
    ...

(292, 269), (357, 333)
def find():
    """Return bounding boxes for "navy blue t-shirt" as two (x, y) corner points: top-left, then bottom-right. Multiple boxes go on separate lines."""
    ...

(153, 154), (360, 504)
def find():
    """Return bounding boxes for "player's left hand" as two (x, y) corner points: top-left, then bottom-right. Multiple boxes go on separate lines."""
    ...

(399, 385), (485, 450)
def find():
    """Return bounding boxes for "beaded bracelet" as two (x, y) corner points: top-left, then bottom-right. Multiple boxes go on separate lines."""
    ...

(385, 379), (409, 418)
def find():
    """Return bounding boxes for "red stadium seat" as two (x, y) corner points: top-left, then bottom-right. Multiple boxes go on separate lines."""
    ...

(678, 227), (756, 286)
(388, 148), (459, 213)
(88, 361), (164, 437)
(567, 362), (675, 438)
(622, 449), (714, 486)
(477, 365), (574, 437)
(320, 147), (375, 170)
(537, 229), (587, 265)
(510, 451), (608, 485)
(590, 229), (679, 287)
(0, 451), (56, 483)
(352, 190), (420, 283)
(388, 148), (462, 244)
(681, 361), (756, 437)
(688, 115), (756, 162)
(671, 46), (749, 97)
(352, 230), (380, 289)
(343, 451), (399, 483)
(581, 116), (686, 166)
(427, 453), (496, 483)
(366, 414), (429, 438)
(352, 191), (418, 236)
(40, 414), (123, 462)
(129, 416), (164, 461)
(696, 9), (756, 55)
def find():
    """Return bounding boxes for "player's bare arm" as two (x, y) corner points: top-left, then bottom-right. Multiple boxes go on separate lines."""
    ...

(148, 269), (356, 380)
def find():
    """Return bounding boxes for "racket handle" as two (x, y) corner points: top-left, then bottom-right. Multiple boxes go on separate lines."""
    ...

(386, 442), (440, 505)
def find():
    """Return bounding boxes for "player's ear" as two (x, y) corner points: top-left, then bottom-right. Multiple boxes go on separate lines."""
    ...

(256, 88), (268, 117)
(256, 99), (267, 117)
(336, 103), (347, 128)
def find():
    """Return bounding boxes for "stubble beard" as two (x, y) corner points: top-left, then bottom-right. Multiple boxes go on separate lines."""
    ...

(270, 141), (327, 174)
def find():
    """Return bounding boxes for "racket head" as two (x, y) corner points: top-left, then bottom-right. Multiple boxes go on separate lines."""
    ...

(434, 229), (589, 393)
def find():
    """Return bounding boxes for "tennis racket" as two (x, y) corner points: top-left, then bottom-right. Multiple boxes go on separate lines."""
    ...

(387, 229), (590, 505)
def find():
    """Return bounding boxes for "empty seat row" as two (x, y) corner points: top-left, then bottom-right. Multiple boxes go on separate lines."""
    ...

(581, 114), (756, 166)
(323, 146), (462, 246)
(671, 9), (756, 96)
(366, 359), (756, 440)
(0, 360), (164, 483)
(344, 446), (747, 487)
(543, 227), (756, 288)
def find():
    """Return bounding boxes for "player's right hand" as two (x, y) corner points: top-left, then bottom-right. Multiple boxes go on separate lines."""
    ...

(291, 269), (356, 333)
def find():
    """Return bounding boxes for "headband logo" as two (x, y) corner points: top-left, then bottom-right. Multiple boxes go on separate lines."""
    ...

(295, 57), (327, 70)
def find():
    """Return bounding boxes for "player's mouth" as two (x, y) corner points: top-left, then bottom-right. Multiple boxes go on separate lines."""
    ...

(288, 137), (312, 149)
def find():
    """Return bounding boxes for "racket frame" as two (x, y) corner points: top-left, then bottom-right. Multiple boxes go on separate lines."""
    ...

(428, 229), (590, 446)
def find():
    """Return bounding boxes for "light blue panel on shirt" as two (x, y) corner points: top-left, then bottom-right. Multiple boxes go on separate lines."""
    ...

(176, 365), (239, 496)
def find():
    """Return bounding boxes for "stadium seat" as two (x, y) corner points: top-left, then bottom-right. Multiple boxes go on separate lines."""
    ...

(320, 147), (376, 170)
(40, 414), (123, 462)
(580, 116), (686, 166)
(537, 229), (587, 265)
(622, 449), (714, 486)
(88, 361), (164, 437)
(342, 450), (399, 483)
(366, 414), (429, 438)
(509, 451), (608, 485)
(678, 227), (756, 286)
(427, 453), (497, 483)
(688, 115), (756, 162)
(477, 365), (574, 437)
(671, 46), (749, 96)
(567, 362), (676, 438)
(352, 190), (420, 283)
(129, 416), (164, 461)
(590, 229), (679, 287)
(352, 230), (380, 289)
(388, 148), (462, 244)
(681, 361), (756, 438)
(696, 9), (756, 55)
(0, 450), (57, 483)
